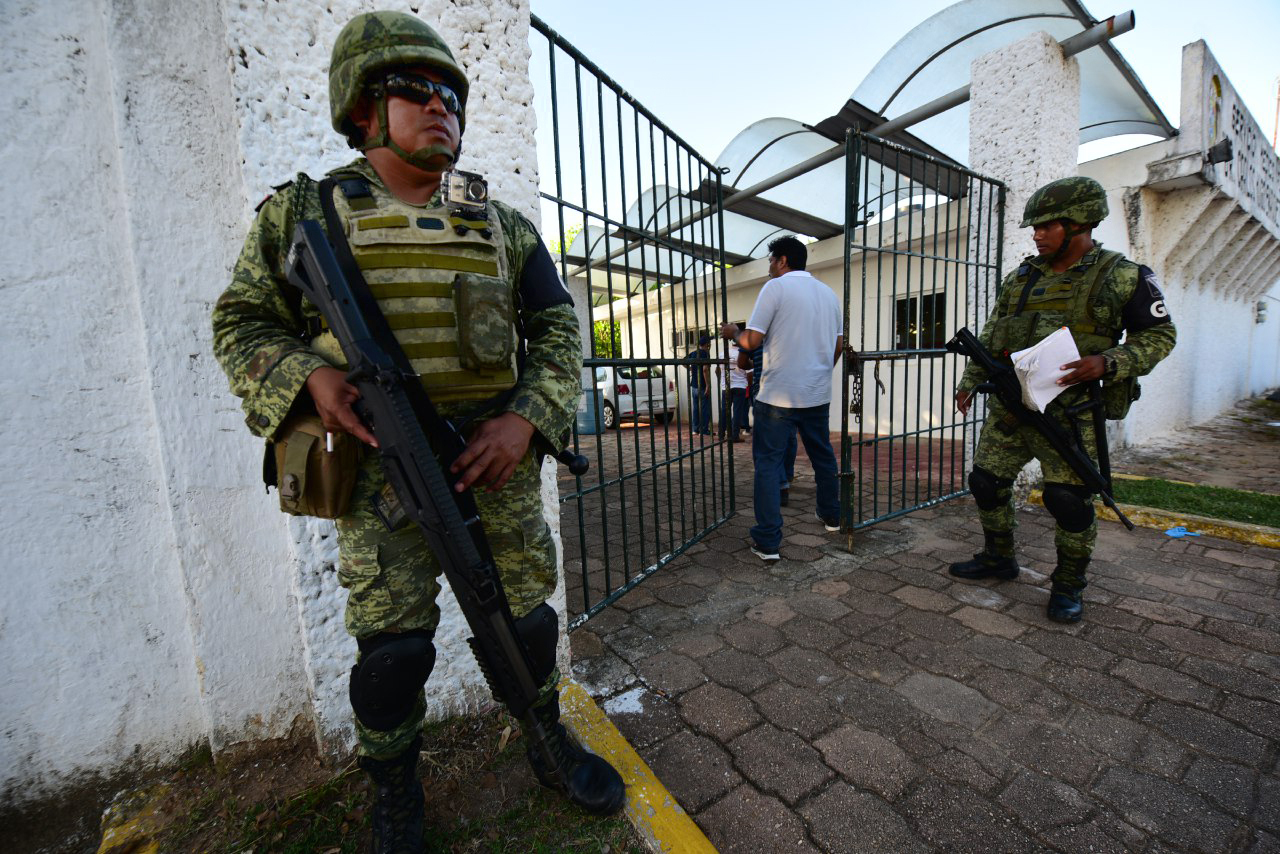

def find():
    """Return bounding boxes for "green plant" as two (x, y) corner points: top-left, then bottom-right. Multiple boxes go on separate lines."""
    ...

(593, 320), (622, 359)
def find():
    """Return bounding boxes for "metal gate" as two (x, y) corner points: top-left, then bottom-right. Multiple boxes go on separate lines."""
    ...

(529, 16), (735, 629)
(840, 131), (1005, 529)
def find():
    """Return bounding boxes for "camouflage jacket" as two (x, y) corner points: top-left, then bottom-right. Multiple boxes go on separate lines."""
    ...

(959, 244), (1177, 396)
(212, 158), (581, 450)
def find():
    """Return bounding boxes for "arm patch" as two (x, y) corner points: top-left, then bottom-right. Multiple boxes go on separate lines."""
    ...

(519, 238), (574, 310)
(1121, 265), (1172, 331)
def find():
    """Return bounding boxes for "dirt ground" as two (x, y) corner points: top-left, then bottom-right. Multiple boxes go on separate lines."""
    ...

(14, 709), (641, 854)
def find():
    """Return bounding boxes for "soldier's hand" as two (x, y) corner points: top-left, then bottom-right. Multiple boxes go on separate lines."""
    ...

(451, 412), (535, 492)
(955, 389), (972, 416)
(305, 366), (378, 447)
(1057, 355), (1106, 385)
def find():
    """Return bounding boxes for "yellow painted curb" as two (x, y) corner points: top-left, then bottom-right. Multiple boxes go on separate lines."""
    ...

(559, 680), (717, 854)
(97, 782), (169, 854)
(1027, 489), (1280, 549)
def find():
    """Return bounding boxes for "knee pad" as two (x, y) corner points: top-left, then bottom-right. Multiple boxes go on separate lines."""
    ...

(514, 602), (559, 688)
(969, 467), (1014, 511)
(350, 629), (436, 732)
(1043, 482), (1096, 533)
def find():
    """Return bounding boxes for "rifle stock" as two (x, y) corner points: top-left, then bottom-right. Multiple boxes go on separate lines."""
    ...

(946, 327), (1134, 531)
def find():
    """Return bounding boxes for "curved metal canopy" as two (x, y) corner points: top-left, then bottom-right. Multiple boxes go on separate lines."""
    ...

(854, 0), (1174, 163)
(573, 0), (1174, 300)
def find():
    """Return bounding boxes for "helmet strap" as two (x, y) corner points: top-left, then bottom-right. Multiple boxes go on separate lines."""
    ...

(358, 88), (462, 174)
(1044, 220), (1090, 264)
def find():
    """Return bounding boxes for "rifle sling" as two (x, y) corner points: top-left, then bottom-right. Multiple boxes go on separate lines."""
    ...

(318, 177), (415, 377)
(1011, 265), (1044, 317)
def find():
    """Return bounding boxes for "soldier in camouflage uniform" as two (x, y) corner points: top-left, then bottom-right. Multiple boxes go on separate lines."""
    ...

(950, 177), (1176, 623)
(211, 11), (623, 852)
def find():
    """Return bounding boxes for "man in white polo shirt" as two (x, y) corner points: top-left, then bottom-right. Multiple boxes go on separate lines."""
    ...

(720, 236), (844, 560)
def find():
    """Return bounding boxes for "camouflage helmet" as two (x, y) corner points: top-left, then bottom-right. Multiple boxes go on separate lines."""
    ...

(329, 11), (468, 138)
(1020, 176), (1108, 228)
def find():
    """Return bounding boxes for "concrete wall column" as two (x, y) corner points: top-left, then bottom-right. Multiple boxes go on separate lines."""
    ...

(963, 31), (1081, 482)
(969, 31), (1082, 283)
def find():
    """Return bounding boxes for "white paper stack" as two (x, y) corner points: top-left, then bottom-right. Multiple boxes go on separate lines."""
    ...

(1009, 327), (1080, 413)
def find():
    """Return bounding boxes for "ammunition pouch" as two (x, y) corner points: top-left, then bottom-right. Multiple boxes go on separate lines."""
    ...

(988, 311), (1065, 356)
(267, 413), (363, 518)
(454, 271), (516, 372)
(1100, 376), (1141, 420)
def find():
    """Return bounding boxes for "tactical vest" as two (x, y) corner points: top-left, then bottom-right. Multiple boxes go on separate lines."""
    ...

(986, 248), (1126, 362)
(309, 172), (518, 405)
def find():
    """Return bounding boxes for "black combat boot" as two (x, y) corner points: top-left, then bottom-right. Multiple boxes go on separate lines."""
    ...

(526, 694), (626, 816)
(1048, 553), (1089, 623)
(949, 529), (1019, 580)
(358, 735), (425, 854)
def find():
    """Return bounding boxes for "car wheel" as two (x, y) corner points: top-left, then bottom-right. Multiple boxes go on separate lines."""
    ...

(602, 399), (617, 429)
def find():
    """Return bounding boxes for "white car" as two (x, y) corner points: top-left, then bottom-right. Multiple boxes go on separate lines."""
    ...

(594, 365), (678, 429)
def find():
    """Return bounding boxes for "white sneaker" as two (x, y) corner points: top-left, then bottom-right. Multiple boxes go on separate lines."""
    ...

(816, 512), (840, 532)
(749, 540), (780, 561)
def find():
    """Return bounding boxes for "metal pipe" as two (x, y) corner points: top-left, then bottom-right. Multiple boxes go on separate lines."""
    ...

(567, 11), (1135, 280)
(873, 11), (1135, 137)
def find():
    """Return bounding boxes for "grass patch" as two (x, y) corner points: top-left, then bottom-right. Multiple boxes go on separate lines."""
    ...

(1112, 476), (1280, 527)
(142, 708), (643, 853)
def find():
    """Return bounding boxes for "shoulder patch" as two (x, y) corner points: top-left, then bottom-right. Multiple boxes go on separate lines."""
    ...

(1137, 264), (1169, 320)
(1120, 263), (1172, 329)
(1137, 264), (1163, 296)
(519, 237), (573, 311)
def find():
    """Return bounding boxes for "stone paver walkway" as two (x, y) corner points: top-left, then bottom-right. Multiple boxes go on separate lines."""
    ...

(1111, 395), (1280, 494)
(570, 396), (1279, 853)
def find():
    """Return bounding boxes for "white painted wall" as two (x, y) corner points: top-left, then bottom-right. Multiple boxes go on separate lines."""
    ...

(1078, 42), (1280, 442)
(0, 0), (207, 804)
(1250, 287), (1280, 393)
(1, 0), (546, 805)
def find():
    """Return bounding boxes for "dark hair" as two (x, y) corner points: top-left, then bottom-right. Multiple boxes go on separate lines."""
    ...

(767, 235), (807, 271)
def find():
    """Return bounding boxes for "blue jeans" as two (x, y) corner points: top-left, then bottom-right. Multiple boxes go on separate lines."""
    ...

(751, 401), (839, 552)
(781, 430), (797, 489)
(690, 386), (711, 433)
(729, 388), (749, 433)
(754, 401), (797, 487)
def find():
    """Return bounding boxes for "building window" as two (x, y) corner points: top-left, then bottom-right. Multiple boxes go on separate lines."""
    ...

(894, 293), (946, 350)
(673, 328), (709, 353)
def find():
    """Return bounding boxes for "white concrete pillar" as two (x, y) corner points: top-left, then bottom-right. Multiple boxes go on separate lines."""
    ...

(965, 31), (1080, 490)
(969, 31), (1081, 289)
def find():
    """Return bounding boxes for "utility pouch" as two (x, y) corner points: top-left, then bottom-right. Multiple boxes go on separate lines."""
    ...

(990, 311), (1073, 356)
(454, 272), (515, 371)
(1101, 377), (1141, 420)
(271, 414), (362, 517)
(988, 313), (1034, 355)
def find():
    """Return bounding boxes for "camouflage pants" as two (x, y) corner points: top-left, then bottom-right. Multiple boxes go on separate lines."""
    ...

(972, 400), (1098, 562)
(337, 449), (558, 759)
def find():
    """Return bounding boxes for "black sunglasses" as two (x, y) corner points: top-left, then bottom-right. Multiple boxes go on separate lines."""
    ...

(381, 72), (463, 116)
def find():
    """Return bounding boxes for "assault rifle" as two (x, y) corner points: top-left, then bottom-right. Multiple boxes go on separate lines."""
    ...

(284, 219), (584, 780)
(946, 327), (1134, 531)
